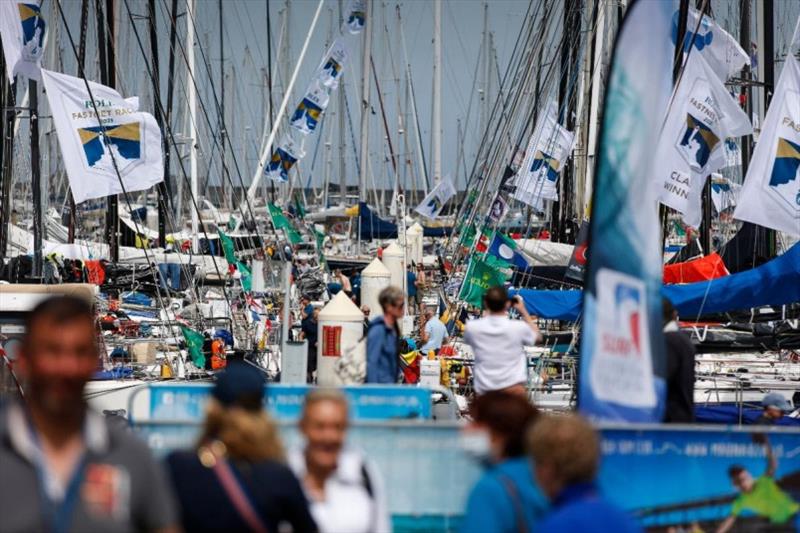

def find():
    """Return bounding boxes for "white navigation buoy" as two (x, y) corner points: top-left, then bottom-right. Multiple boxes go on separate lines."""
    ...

(316, 291), (365, 386)
(407, 222), (424, 265)
(361, 258), (391, 319)
(381, 241), (405, 289)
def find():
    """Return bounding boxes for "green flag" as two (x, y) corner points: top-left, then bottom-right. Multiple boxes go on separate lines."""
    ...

(180, 326), (206, 368)
(287, 227), (303, 245)
(313, 228), (326, 263)
(293, 193), (306, 220)
(673, 219), (686, 238)
(237, 261), (252, 292)
(218, 230), (237, 265)
(458, 256), (509, 307)
(226, 215), (237, 231)
(267, 203), (291, 230)
(459, 223), (477, 247)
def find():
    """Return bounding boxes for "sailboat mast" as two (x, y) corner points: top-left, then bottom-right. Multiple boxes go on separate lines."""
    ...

(67, 0), (90, 244)
(358, 0), (372, 202)
(0, 52), (11, 260)
(30, 79), (42, 277)
(165, 0), (178, 219)
(148, 0), (169, 246)
(430, 0), (442, 186)
(337, 0), (346, 204)
(218, 0), (227, 207)
(187, 0), (199, 252)
(99, 0), (119, 263)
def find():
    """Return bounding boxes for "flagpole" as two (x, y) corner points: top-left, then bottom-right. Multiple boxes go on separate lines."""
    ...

(247, 0), (325, 204)
(358, 0), (372, 202)
(187, 0), (199, 253)
(430, 0), (442, 187)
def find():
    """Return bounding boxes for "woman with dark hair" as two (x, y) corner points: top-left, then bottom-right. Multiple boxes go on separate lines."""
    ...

(460, 392), (547, 533)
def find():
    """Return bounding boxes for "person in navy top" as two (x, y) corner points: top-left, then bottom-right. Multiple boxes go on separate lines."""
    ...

(460, 392), (548, 533)
(528, 414), (643, 533)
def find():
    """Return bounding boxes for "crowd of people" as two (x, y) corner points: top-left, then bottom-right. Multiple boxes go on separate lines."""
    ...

(2, 290), (797, 532)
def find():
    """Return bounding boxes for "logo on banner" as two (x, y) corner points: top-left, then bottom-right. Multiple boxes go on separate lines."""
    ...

(672, 9), (712, 53)
(489, 196), (509, 222)
(77, 123), (141, 172)
(320, 57), (343, 87)
(530, 150), (560, 182)
(19, 3), (45, 62)
(768, 137), (800, 210)
(678, 113), (720, 171)
(347, 10), (365, 32)
(265, 147), (297, 182)
(291, 98), (323, 134)
(613, 283), (642, 355)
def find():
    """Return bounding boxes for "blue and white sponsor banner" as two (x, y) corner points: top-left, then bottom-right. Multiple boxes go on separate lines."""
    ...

(599, 426), (800, 531)
(264, 136), (304, 182)
(41, 69), (163, 204)
(655, 50), (751, 228)
(343, 0), (366, 34)
(579, 0), (674, 422)
(0, 0), (46, 82)
(141, 383), (432, 422)
(290, 80), (330, 135)
(414, 177), (457, 219)
(734, 18), (800, 237)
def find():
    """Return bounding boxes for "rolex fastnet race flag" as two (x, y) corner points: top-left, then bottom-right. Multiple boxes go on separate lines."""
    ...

(655, 50), (751, 227)
(41, 69), (163, 204)
(513, 102), (575, 210)
(0, 0), (46, 81)
(672, 7), (749, 82)
(734, 18), (800, 237)
(414, 177), (457, 219)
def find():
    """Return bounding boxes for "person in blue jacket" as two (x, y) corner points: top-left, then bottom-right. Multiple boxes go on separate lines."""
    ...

(460, 391), (547, 533)
(366, 286), (404, 383)
(528, 414), (642, 533)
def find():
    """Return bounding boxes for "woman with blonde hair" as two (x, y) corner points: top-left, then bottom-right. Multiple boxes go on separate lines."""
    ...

(167, 363), (317, 532)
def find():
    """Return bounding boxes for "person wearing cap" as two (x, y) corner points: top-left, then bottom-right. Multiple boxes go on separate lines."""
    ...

(0, 296), (179, 532)
(754, 393), (793, 425)
(166, 362), (317, 533)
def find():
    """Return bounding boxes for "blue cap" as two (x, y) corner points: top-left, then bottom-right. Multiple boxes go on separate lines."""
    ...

(212, 362), (266, 410)
(762, 392), (792, 412)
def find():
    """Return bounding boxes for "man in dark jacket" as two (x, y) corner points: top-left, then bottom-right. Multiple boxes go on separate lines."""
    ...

(662, 298), (696, 423)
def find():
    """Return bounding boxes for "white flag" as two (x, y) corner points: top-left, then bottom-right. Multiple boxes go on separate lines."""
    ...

(41, 69), (163, 204)
(265, 136), (304, 183)
(290, 80), (330, 135)
(0, 0), (46, 82)
(414, 177), (456, 219)
(709, 173), (739, 214)
(316, 38), (348, 90)
(734, 27), (800, 236)
(655, 51), (751, 227)
(489, 195), (509, 223)
(343, 0), (366, 34)
(513, 101), (575, 209)
(674, 7), (749, 81)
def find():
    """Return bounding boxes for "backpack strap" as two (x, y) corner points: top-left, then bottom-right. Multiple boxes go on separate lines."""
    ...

(212, 458), (269, 533)
(497, 473), (527, 533)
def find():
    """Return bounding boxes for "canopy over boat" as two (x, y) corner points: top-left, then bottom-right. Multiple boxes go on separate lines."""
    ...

(511, 242), (800, 321)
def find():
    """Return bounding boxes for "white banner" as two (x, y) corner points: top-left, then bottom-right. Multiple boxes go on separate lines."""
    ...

(316, 38), (349, 90)
(735, 25), (800, 236)
(488, 195), (509, 223)
(0, 0), (46, 82)
(343, 0), (366, 34)
(655, 51), (751, 227)
(414, 177), (456, 219)
(513, 101), (575, 209)
(675, 7), (749, 82)
(41, 69), (163, 204)
(290, 79), (330, 135)
(265, 136), (304, 183)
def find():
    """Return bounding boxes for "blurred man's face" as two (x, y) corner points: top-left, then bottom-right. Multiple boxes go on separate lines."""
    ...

(18, 316), (97, 417)
(301, 400), (348, 472)
(765, 406), (783, 420)
(387, 299), (404, 320)
(731, 469), (755, 493)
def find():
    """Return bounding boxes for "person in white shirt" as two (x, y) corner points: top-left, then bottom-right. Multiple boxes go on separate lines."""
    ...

(289, 389), (392, 533)
(463, 286), (541, 396)
(419, 308), (449, 353)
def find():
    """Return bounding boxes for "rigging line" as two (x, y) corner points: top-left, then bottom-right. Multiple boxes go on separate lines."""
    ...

(445, 0), (543, 260)
(52, 0), (196, 347)
(444, 0), (540, 251)
(154, 0), (264, 255)
(119, 0), (247, 333)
